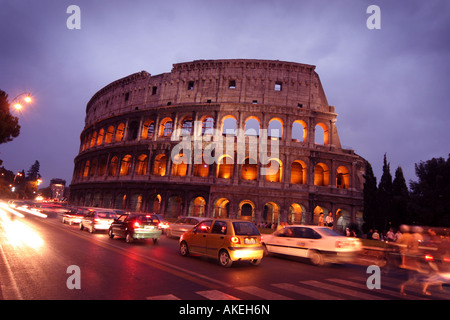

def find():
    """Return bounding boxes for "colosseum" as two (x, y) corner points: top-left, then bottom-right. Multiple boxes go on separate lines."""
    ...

(70, 59), (367, 231)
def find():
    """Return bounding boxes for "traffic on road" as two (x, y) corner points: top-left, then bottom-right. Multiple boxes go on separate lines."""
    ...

(1, 199), (449, 301)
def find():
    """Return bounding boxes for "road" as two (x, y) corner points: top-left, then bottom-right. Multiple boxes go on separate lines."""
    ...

(1, 204), (449, 302)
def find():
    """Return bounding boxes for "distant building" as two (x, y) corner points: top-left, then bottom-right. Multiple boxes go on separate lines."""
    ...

(50, 178), (66, 200)
(70, 59), (366, 232)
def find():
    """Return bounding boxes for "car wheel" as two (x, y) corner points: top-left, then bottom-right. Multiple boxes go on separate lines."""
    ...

(153, 238), (158, 244)
(309, 250), (324, 266)
(89, 226), (95, 233)
(108, 228), (114, 239)
(249, 258), (261, 266)
(219, 250), (233, 268)
(179, 241), (189, 256)
(125, 233), (134, 243)
(79, 223), (84, 231)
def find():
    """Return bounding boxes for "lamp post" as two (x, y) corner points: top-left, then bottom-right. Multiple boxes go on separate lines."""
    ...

(11, 92), (32, 111)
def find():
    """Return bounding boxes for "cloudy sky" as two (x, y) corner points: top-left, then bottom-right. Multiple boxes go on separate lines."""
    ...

(0, 0), (449, 187)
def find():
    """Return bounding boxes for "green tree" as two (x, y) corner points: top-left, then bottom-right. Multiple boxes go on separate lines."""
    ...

(378, 154), (393, 231)
(0, 90), (21, 145)
(27, 160), (41, 181)
(410, 155), (450, 226)
(363, 161), (378, 231)
(392, 166), (410, 226)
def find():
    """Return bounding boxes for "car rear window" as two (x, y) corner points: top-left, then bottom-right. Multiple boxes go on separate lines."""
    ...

(232, 222), (260, 236)
(97, 212), (117, 219)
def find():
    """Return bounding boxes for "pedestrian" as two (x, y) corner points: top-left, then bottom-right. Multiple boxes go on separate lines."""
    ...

(372, 229), (380, 240)
(318, 213), (324, 226)
(386, 228), (395, 242)
(325, 213), (333, 228)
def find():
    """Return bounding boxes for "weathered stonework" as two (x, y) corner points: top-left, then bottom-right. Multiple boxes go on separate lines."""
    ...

(70, 59), (366, 231)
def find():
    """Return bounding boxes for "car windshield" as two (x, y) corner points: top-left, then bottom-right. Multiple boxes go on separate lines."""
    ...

(97, 212), (117, 219)
(134, 215), (158, 224)
(232, 222), (260, 236)
(316, 227), (342, 237)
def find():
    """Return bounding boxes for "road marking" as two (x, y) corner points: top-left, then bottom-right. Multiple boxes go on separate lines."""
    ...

(36, 217), (230, 290)
(272, 283), (344, 300)
(197, 290), (240, 300)
(301, 280), (387, 300)
(236, 286), (293, 300)
(327, 278), (430, 300)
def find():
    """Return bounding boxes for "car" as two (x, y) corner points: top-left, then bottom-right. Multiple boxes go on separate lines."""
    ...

(62, 207), (89, 225)
(179, 219), (264, 267)
(80, 209), (118, 233)
(109, 213), (162, 244)
(167, 216), (210, 238)
(152, 213), (170, 232)
(262, 225), (362, 265)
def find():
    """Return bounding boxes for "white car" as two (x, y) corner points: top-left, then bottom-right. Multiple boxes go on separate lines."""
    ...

(166, 216), (209, 238)
(262, 225), (362, 265)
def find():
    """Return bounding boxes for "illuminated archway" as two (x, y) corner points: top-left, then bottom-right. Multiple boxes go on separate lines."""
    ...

(290, 160), (307, 184)
(314, 163), (329, 186)
(213, 198), (230, 218)
(314, 123), (329, 145)
(336, 165), (350, 189)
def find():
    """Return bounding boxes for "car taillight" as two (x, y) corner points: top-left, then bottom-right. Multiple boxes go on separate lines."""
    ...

(444, 257), (450, 263)
(134, 221), (140, 228)
(94, 218), (100, 222)
(230, 236), (240, 244)
(424, 254), (434, 261)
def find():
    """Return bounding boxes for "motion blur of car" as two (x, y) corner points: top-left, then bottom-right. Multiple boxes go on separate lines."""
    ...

(167, 216), (209, 238)
(109, 213), (162, 244)
(62, 208), (89, 225)
(179, 219), (264, 267)
(152, 213), (170, 232)
(80, 209), (118, 233)
(262, 225), (362, 265)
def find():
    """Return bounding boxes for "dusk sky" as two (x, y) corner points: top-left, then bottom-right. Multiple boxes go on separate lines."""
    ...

(1, 0), (449, 188)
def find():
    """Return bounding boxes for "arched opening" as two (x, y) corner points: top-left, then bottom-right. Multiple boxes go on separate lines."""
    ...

(193, 156), (209, 177)
(263, 202), (279, 225)
(217, 155), (233, 179)
(135, 154), (148, 175)
(167, 195), (183, 219)
(90, 131), (97, 148)
(264, 158), (282, 182)
(153, 154), (167, 176)
(97, 128), (104, 146)
(181, 117), (194, 136)
(315, 123), (329, 145)
(105, 125), (114, 144)
(289, 203), (304, 224)
(201, 116), (214, 135)
(244, 117), (260, 136)
(127, 121), (139, 141)
(239, 200), (255, 221)
(290, 160), (307, 184)
(171, 153), (188, 177)
(159, 117), (173, 138)
(268, 118), (283, 140)
(222, 116), (237, 136)
(120, 155), (132, 176)
(241, 157), (258, 180)
(213, 198), (229, 218)
(313, 205), (329, 225)
(115, 123), (125, 142)
(83, 160), (90, 178)
(292, 120), (307, 142)
(189, 196), (206, 217)
(108, 156), (119, 176)
(314, 163), (329, 186)
(142, 119), (155, 140)
(336, 166), (350, 189)
(152, 194), (161, 213)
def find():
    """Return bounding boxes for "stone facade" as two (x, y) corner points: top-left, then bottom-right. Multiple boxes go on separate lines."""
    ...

(70, 59), (366, 231)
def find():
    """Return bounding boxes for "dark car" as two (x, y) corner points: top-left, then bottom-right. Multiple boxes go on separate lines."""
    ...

(109, 213), (162, 244)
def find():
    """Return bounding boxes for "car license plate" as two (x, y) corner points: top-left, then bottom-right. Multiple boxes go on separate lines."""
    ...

(144, 225), (154, 230)
(244, 238), (256, 244)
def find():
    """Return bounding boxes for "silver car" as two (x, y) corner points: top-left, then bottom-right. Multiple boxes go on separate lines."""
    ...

(166, 216), (209, 238)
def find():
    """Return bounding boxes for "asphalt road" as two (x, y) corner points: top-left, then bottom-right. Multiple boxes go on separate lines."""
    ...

(1, 205), (449, 301)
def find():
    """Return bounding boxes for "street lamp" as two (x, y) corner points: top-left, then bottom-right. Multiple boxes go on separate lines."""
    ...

(11, 92), (32, 111)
